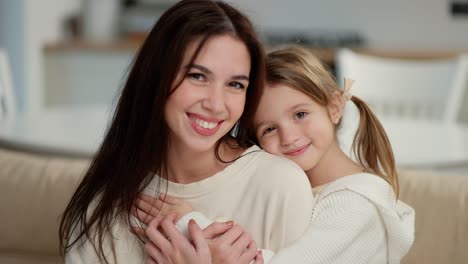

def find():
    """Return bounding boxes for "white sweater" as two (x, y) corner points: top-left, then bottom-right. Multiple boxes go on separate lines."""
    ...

(65, 145), (314, 263)
(178, 173), (415, 264)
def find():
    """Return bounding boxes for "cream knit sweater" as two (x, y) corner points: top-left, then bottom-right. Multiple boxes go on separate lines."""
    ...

(178, 173), (415, 264)
(65, 146), (313, 263)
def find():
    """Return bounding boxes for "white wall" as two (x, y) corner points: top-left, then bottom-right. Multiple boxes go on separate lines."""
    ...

(0, 0), (80, 112)
(0, 1), (25, 111)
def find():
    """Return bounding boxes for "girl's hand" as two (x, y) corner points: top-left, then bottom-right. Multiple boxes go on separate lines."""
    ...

(132, 193), (193, 225)
(203, 222), (260, 264)
(145, 213), (212, 264)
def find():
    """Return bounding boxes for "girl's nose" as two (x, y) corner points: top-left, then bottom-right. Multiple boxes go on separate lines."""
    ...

(279, 127), (300, 146)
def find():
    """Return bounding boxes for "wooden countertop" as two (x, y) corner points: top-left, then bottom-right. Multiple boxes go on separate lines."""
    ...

(44, 39), (464, 65)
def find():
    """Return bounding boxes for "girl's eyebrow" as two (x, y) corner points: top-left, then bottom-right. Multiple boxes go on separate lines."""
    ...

(255, 103), (310, 130)
(184, 63), (249, 81)
(255, 120), (269, 131)
(289, 103), (310, 111)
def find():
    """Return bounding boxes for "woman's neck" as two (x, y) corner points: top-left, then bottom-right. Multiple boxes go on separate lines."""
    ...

(305, 141), (363, 187)
(165, 138), (245, 184)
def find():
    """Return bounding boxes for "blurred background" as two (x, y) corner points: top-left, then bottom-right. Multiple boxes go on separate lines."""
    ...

(1, 0), (468, 164)
(1, 2), (468, 264)
(1, 0), (467, 112)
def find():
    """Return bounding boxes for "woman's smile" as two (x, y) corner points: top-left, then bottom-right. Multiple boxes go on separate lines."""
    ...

(187, 113), (224, 136)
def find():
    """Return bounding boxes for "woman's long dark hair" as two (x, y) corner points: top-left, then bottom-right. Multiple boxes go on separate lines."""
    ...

(59, 1), (265, 262)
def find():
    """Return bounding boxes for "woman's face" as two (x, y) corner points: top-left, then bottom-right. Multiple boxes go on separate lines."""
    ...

(253, 83), (336, 171)
(165, 34), (251, 153)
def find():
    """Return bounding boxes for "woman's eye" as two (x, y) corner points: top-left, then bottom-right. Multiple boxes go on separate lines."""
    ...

(187, 72), (206, 81)
(229, 81), (246, 90)
(295, 111), (308, 119)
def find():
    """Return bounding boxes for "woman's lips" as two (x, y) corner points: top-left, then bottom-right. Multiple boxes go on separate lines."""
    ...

(187, 113), (223, 136)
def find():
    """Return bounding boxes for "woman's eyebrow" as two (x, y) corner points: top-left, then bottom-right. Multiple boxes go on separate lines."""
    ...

(185, 63), (249, 81)
(232, 75), (249, 81)
(185, 63), (211, 74)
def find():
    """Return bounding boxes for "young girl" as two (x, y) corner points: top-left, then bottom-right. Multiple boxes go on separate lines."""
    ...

(59, 2), (314, 263)
(136, 46), (415, 263)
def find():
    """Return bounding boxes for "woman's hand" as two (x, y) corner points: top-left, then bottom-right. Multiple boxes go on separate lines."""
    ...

(144, 213), (212, 264)
(132, 193), (193, 225)
(202, 222), (263, 264)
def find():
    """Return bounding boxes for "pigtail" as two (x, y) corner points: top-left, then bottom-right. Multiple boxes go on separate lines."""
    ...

(350, 96), (399, 197)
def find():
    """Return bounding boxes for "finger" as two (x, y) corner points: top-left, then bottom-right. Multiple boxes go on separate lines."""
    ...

(130, 226), (148, 241)
(214, 224), (244, 245)
(253, 250), (264, 264)
(139, 193), (160, 204)
(134, 206), (154, 225)
(146, 257), (157, 264)
(188, 219), (209, 254)
(232, 232), (253, 259)
(146, 216), (172, 254)
(239, 240), (259, 263)
(145, 242), (168, 264)
(159, 194), (180, 205)
(202, 221), (234, 239)
(137, 197), (165, 216)
(160, 214), (190, 247)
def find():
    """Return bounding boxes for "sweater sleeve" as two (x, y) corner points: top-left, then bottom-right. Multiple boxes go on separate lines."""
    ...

(175, 211), (214, 238)
(65, 216), (145, 263)
(267, 190), (387, 264)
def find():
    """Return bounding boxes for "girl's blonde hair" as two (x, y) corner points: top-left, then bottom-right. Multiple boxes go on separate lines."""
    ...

(264, 46), (399, 197)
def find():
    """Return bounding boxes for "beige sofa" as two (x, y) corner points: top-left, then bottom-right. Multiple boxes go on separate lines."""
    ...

(1, 147), (467, 264)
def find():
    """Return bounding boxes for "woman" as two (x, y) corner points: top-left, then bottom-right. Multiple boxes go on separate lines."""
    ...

(59, 1), (313, 263)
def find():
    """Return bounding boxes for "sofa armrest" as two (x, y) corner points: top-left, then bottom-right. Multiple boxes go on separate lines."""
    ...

(399, 169), (468, 264)
(0, 148), (90, 257)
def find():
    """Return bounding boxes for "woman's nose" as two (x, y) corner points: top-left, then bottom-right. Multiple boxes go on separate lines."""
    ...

(201, 84), (225, 113)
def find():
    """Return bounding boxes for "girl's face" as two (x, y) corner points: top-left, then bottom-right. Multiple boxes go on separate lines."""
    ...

(254, 84), (336, 171)
(165, 34), (251, 153)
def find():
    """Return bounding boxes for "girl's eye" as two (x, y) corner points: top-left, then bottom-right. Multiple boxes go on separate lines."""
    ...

(229, 81), (246, 90)
(294, 111), (308, 120)
(262, 127), (276, 136)
(187, 72), (206, 81)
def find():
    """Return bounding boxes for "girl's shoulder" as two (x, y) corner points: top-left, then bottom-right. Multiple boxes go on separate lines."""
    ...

(319, 173), (396, 210)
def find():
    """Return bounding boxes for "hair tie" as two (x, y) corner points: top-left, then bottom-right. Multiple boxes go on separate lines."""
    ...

(342, 78), (354, 101)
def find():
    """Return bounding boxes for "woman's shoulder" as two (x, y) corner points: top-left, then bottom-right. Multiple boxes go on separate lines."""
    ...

(245, 145), (304, 171)
(243, 146), (310, 188)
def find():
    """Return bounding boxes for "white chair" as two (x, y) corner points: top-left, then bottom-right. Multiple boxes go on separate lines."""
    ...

(336, 49), (468, 122)
(0, 48), (16, 120)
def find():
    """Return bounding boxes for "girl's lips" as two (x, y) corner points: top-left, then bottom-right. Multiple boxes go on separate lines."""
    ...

(284, 144), (310, 156)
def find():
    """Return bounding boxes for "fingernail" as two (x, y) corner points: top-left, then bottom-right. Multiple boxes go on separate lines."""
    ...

(259, 250), (263, 256)
(224, 220), (234, 227)
(189, 219), (197, 225)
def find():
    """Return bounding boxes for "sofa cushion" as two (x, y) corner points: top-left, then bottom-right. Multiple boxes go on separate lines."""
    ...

(0, 148), (89, 257)
(399, 169), (468, 264)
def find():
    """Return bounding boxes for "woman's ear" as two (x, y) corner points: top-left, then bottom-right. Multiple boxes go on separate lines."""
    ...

(328, 91), (344, 124)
